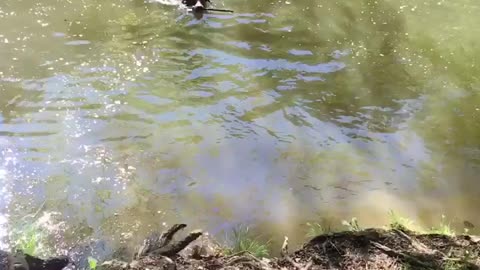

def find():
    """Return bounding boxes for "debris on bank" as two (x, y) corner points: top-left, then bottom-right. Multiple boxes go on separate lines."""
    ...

(2, 224), (480, 270)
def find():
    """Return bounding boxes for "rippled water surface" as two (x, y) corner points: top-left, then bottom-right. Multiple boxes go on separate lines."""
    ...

(1, 0), (480, 259)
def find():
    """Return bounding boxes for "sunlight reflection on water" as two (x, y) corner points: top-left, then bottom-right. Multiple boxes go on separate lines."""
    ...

(1, 0), (480, 259)
(0, 167), (8, 249)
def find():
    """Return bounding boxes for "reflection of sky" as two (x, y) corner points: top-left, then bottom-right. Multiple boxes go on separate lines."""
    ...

(194, 49), (346, 73)
(151, 96), (432, 235)
(0, 78), (433, 239)
(0, 101), (436, 253)
(0, 50), (435, 256)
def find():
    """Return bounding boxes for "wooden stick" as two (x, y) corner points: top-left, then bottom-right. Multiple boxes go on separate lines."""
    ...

(205, 8), (234, 13)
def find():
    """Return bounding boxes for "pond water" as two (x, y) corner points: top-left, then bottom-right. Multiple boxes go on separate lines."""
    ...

(1, 0), (480, 260)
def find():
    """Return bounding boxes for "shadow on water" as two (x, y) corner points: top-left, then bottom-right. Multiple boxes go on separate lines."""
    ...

(1, 0), (480, 261)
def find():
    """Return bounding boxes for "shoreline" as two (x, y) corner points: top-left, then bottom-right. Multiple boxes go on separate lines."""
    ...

(2, 220), (480, 270)
(98, 225), (480, 270)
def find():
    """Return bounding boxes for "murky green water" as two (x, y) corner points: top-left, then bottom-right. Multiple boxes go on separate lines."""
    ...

(1, 0), (480, 259)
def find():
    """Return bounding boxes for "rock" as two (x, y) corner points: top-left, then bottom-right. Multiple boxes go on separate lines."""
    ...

(25, 253), (69, 270)
(0, 251), (12, 270)
(128, 260), (139, 269)
(8, 251), (29, 270)
(67, 239), (111, 270)
(158, 256), (176, 270)
(136, 256), (176, 270)
(0, 250), (70, 270)
(179, 233), (221, 259)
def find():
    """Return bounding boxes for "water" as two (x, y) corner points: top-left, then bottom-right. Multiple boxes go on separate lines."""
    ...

(1, 0), (480, 258)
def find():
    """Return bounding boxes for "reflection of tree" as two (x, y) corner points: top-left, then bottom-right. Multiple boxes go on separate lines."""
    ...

(410, 33), (480, 151)
(401, 7), (480, 224)
(220, 0), (480, 232)
(58, 0), (417, 136)
(193, 0), (416, 134)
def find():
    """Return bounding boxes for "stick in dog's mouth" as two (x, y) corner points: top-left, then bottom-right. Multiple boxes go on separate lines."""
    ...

(189, 7), (234, 13)
(204, 8), (233, 13)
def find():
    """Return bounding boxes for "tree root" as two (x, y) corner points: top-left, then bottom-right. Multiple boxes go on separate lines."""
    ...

(134, 224), (202, 259)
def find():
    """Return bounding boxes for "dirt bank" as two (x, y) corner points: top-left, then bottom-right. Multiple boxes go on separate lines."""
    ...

(2, 224), (480, 270)
(99, 224), (480, 270)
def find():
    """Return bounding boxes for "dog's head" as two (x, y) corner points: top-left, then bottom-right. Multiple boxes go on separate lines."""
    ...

(182, 0), (210, 10)
(182, 0), (210, 19)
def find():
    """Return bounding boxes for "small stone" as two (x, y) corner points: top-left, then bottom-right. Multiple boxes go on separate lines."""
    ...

(470, 236), (480, 243)
(101, 259), (129, 270)
(130, 260), (140, 268)
(158, 256), (176, 270)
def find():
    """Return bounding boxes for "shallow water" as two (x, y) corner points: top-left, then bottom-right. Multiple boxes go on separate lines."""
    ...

(1, 0), (480, 259)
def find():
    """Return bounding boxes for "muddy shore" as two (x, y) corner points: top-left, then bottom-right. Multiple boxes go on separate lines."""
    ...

(2, 223), (480, 270)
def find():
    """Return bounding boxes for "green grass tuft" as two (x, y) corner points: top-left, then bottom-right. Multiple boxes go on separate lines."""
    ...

(442, 260), (469, 270)
(224, 225), (270, 258)
(9, 221), (49, 256)
(342, 217), (361, 232)
(305, 222), (331, 239)
(88, 256), (98, 270)
(388, 210), (415, 231)
(429, 215), (455, 236)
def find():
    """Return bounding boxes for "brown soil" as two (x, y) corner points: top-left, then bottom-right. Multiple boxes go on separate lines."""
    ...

(100, 227), (480, 270)
(278, 229), (480, 270)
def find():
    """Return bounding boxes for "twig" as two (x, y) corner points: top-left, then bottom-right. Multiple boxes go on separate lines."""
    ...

(32, 200), (46, 219)
(371, 241), (433, 269)
(226, 251), (262, 264)
(225, 250), (249, 259)
(187, 7), (234, 13)
(301, 259), (313, 270)
(328, 240), (341, 254)
(393, 229), (444, 257)
(280, 236), (289, 257)
(20, 200), (46, 221)
(284, 256), (313, 270)
(285, 256), (303, 269)
(225, 255), (253, 266)
(225, 252), (273, 270)
(393, 230), (480, 268)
